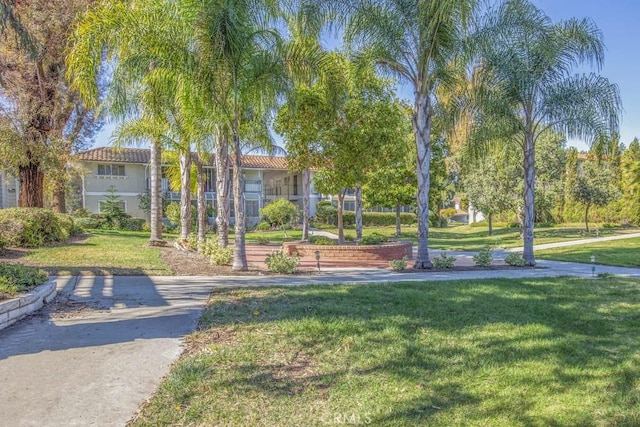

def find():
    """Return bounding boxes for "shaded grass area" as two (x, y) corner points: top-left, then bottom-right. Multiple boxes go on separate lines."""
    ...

(132, 277), (640, 426)
(13, 230), (172, 275)
(320, 224), (637, 251)
(537, 237), (640, 267)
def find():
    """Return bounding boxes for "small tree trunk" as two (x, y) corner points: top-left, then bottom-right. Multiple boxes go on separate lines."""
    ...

(301, 168), (310, 241)
(412, 91), (433, 268)
(196, 160), (207, 244)
(215, 131), (230, 247)
(231, 134), (247, 271)
(584, 203), (591, 232)
(522, 130), (536, 266)
(149, 140), (164, 244)
(179, 151), (192, 241)
(395, 202), (401, 238)
(50, 175), (67, 213)
(488, 212), (493, 236)
(355, 186), (363, 240)
(337, 191), (345, 245)
(18, 159), (45, 208)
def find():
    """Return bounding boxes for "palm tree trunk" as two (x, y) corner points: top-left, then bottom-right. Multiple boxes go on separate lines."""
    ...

(179, 151), (192, 241)
(231, 134), (247, 271)
(412, 92), (433, 269)
(395, 202), (401, 238)
(215, 131), (230, 247)
(337, 191), (345, 245)
(522, 131), (536, 266)
(149, 140), (164, 244)
(355, 186), (363, 240)
(301, 168), (310, 241)
(196, 160), (207, 244)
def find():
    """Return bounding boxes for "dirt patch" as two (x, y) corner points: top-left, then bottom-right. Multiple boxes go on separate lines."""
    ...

(159, 246), (266, 276)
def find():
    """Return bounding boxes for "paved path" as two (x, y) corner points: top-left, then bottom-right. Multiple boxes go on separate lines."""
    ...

(2, 253), (640, 426)
(505, 231), (640, 252)
(0, 276), (213, 427)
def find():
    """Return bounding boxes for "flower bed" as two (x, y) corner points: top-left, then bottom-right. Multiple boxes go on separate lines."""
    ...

(282, 241), (413, 261)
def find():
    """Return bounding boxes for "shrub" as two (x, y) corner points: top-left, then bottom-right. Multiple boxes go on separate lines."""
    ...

(315, 201), (337, 225)
(0, 208), (70, 247)
(0, 263), (47, 299)
(340, 211), (417, 227)
(360, 232), (388, 245)
(432, 252), (456, 269)
(473, 248), (493, 267)
(255, 236), (270, 245)
(73, 208), (90, 218)
(123, 217), (146, 232)
(0, 233), (7, 253)
(183, 233), (200, 251)
(256, 221), (271, 231)
(440, 207), (458, 220)
(260, 199), (299, 234)
(265, 250), (299, 274)
(389, 256), (408, 271)
(309, 236), (336, 246)
(504, 253), (528, 266)
(165, 202), (181, 226)
(602, 222), (616, 229)
(200, 239), (233, 266)
(75, 216), (101, 230)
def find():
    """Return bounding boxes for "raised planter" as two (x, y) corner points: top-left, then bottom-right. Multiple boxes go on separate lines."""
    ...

(0, 280), (56, 331)
(282, 241), (413, 261)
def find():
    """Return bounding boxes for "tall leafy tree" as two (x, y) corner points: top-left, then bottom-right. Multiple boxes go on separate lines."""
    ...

(473, 0), (621, 265)
(571, 161), (620, 232)
(0, 0), (98, 209)
(335, 0), (478, 268)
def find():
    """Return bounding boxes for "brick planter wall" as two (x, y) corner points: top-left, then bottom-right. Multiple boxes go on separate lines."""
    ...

(282, 241), (413, 261)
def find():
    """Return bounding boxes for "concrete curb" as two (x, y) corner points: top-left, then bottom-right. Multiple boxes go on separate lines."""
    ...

(0, 279), (57, 331)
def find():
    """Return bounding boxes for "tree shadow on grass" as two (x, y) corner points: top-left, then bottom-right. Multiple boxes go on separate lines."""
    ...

(188, 277), (640, 424)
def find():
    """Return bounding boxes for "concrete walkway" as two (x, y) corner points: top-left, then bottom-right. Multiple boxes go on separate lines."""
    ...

(505, 231), (640, 252)
(2, 254), (640, 426)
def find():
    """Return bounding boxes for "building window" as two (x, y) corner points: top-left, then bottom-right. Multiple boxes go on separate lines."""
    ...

(245, 199), (260, 217)
(99, 200), (126, 213)
(97, 164), (126, 177)
(344, 201), (355, 212)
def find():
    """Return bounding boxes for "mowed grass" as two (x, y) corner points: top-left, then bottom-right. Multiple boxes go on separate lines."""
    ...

(321, 223), (638, 251)
(20, 230), (172, 275)
(132, 277), (640, 426)
(537, 236), (640, 268)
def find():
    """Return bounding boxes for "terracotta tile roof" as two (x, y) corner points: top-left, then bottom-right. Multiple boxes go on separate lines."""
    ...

(75, 147), (289, 170)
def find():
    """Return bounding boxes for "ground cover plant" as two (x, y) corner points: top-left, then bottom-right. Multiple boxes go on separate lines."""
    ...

(537, 236), (640, 267)
(131, 277), (640, 426)
(0, 263), (47, 299)
(7, 230), (171, 275)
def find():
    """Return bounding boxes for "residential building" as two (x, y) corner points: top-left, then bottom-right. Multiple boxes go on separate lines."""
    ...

(75, 147), (322, 226)
(0, 171), (19, 209)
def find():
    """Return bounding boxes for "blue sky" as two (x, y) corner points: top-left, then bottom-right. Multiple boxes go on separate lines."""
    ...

(92, 0), (640, 151)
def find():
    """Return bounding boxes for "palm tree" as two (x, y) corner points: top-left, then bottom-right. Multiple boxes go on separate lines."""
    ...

(67, 0), (195, 245)
(473, 0), (622, 265)
(336, 0), (478, 268)
(192, 0), (287, 270)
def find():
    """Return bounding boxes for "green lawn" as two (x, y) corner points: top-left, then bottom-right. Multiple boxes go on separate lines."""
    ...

(537, 236), (640, 268)
(19, 230), (172, 275)
(131, 277), (640, 426)
(320, 223), (638, 251)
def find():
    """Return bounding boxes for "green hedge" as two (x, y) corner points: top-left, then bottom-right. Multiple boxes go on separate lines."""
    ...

(0, 208), (76, 247)
(340, 212), (417, 227)
(0, 263), (48, 299)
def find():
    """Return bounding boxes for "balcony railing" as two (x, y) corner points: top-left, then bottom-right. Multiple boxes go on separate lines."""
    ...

(244, 180), (262, 193)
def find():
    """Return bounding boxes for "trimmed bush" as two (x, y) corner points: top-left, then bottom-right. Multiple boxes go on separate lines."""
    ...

(504, 253), (528, 266)
(309, 236), (336, 246)
(360, 232), (388, 245)
(432, 252), (456, 269)
(256, 221), (271, 231)
(0, 208), (71, 247)
(255, 236), (271, 245)
(265, 250), (299, 274)
(75, 216), (101, 230)
(341, 211), (417, 227)
(473, 248), (493, 267)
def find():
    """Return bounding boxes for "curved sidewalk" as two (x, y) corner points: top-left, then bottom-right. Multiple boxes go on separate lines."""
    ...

(2, 259), (640, 426)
